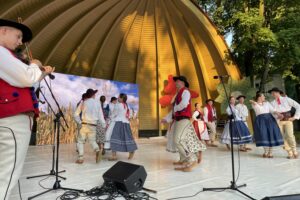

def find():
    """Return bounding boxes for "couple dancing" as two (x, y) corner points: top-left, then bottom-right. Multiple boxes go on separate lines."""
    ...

(161, 76), (206, 172)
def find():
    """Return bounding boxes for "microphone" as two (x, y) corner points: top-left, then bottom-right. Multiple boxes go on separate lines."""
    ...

(40, 66), (55, 79)
(213, 75), (230, 79)
(48, 73), (55, 80)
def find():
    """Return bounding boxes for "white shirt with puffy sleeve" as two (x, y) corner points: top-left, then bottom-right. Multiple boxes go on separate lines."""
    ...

(0, 46), (42, 87)
(252, 102), (276, 116)
(236, 104), (249, 121)
(271, 96), (300, 120)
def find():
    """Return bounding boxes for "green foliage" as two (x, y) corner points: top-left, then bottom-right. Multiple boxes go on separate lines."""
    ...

(215, 77), (256, 113)
(195, 0), (300, 96)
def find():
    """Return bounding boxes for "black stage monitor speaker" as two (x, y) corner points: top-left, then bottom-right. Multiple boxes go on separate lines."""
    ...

(262, 194), (300, 200)
(103, 161), (147, 193)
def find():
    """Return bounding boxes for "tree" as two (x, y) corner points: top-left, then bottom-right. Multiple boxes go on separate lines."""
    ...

(195, 0), (300, 95)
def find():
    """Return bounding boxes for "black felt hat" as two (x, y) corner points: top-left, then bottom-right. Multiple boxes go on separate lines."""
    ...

(85, 89), (98, 98)
(0, 19), (32, 42)
(173, 76), (189, 88)
(237, 95), (246, 100)
(268, 87), (283, 94)
(205, 99), (215, 104)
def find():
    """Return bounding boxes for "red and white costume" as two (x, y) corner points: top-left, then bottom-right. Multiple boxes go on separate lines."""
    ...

(192, 110), (209, 141)
(0, 46), (42, 199)
(167, 87), (206, 163)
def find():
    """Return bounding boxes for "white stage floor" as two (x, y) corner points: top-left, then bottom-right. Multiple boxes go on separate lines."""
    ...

(10, 138), (300, 200)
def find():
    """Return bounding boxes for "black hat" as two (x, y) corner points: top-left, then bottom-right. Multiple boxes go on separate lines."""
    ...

(205, 99), (215, 104)
(110, 97), (117, 102)
(268, 87), (283, 94)
(237, 95), (246, 100)
(0, 19), (32, 43)
(85, 88), (98, 98)
(173, 76), (189, 88)
(81, 93), (88, 100)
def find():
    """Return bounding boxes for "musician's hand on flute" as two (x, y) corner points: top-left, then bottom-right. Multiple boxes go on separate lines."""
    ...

(38, 65), (55, 81)
(30, 59), (43, 68)
(42, 66), (55, 74)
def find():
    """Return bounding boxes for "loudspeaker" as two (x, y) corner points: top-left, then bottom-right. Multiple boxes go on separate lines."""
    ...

(103, 161), (147, 193)
(262, 194), (300, 200)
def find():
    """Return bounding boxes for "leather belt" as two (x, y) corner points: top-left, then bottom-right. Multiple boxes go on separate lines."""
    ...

(174, 116), (190, 121)
(82, 122), (97, 126)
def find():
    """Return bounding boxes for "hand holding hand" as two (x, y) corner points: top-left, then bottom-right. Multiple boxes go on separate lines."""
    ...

(276, 113), (284, 120)
(288, 117), (295, 122)
(31, 59), (42, 67)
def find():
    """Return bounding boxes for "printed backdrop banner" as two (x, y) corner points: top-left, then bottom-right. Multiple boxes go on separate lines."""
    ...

(37, 72), (139, 145)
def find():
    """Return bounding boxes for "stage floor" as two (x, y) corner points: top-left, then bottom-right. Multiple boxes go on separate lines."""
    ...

(10, 138), (300, 200)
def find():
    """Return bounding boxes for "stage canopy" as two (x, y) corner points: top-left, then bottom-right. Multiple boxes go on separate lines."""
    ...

(0, 0), (240, 133)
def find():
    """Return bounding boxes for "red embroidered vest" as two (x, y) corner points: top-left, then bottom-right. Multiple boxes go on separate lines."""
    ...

(0, 79), (39, 118)
(174, 87), (192, 118)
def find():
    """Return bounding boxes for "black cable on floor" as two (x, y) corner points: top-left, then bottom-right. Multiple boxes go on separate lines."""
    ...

(58, 182), (157, 200)
(38, 175), (52, 190)
(166, 190), (204, 200)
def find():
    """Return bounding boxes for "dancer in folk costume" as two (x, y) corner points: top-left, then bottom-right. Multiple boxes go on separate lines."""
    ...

(203, 99), (218, 147)
(236, 95), (252, 151)
(96, 95), (108, 154)
(250, 93), (284, 158)
(108, 93), (137, 160)
(192, 103), (210, 145)
(74, 89), (106, 164)
(162, 111), (177, 153)
(0, 19), (54, 199)
(104, 97), (118, 150)
(162, 76), (206, 172)
(269, 87), (300, 159)
(220, 96), (253, 150)
(105, 97), (117, 126)
(75, 93), (88, 152)
(159, 75), (200, 154)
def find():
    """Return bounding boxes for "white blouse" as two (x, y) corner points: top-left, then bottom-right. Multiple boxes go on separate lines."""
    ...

(112, 102), (130, 124)
(252, 102), (275, 116)
(108, 103), (116, 119)
(236, 104), (249, 121)
(226, 105), (242, 121)
(192, 110), (203, 121)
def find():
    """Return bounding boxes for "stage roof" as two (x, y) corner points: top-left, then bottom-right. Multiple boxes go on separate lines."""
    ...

(1, 0), (240, 131)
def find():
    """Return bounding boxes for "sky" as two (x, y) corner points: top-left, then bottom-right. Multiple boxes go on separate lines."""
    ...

(39, 73), (139, 113)
(225, 32), (233, 47)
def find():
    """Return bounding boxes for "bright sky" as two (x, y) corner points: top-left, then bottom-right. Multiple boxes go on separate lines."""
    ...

(225, 32), (233, 47)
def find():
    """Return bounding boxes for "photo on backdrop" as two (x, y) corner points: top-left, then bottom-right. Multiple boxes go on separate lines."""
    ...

(37, 73), (139, 145)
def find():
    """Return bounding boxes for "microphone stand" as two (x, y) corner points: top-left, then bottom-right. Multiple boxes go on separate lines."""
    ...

(28, 78), (83, 200)
(27, 85), (66, 180)
(202, 76), (256, 200)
